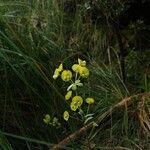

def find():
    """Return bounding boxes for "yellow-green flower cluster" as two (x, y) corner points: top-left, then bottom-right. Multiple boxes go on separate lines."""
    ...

(53, 63), (73, 82)
(63, 96), (95, 121)
(72, 59), (89, 78)
(63, 95), (84, 121)
(43, 114), (60, 127)
(52, 58), (95, 122)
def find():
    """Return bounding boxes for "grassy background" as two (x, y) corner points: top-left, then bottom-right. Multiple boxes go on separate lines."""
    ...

(0, 0), (150, 149)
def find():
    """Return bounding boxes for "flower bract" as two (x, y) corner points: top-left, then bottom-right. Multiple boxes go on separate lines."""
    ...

(63, 111), (69, 121)
(53, 69), (60, 79)
(78, 58), (86, 67)
(52, 117), (59, 126)
(43, 114), (51, 124)
(70, 102), (78, 111)
(65, 91), (72, 100)
(72, 64), (81, 73)
(86, 97), (95, 104)
(53, 63), (63, 79)
(71, 84), (77, 91)
(79, 67), (89, 78)
(57, 63), (63, 72)
(61, 70), (72, 82)
(70, 96), (83, 111)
